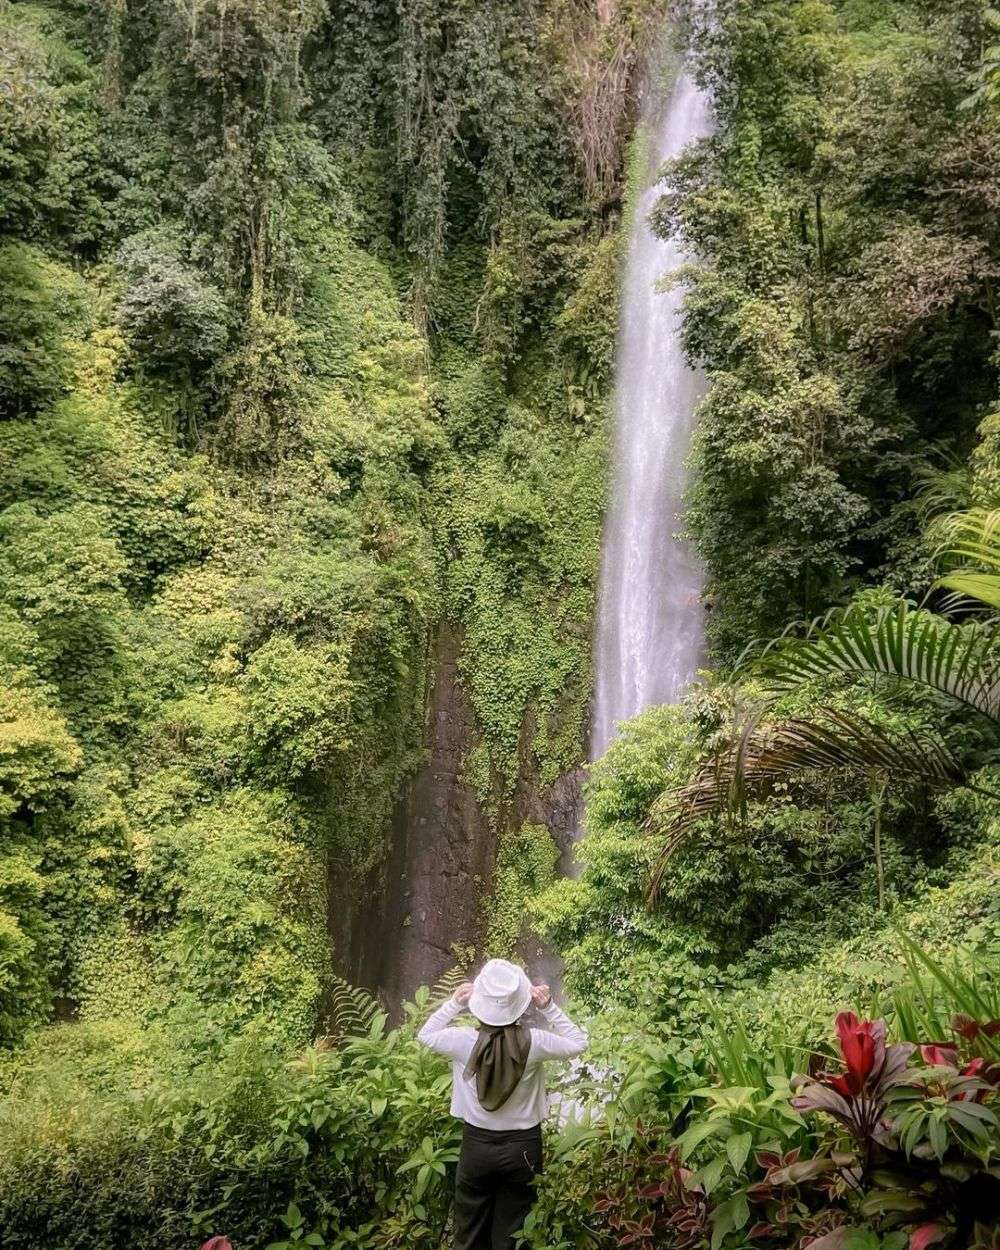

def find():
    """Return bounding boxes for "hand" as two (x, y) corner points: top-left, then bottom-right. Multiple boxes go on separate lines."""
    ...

(531, 983), (552, 1009)
(453, 982), (474, 1006)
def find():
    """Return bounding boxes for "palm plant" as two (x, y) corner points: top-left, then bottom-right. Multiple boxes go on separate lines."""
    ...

(932, 508), (1000, 610)
(649, 509), (1000, 893)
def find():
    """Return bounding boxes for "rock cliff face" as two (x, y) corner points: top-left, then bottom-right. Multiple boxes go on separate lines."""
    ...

(355, 622), (494, 1004)
(336, 621), (585, 1008)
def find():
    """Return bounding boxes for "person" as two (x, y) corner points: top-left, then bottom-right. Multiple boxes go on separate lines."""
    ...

(417, 958), (588, 1250)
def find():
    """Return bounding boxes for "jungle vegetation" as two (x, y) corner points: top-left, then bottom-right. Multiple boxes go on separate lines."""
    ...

(0, 1), (998, 1248)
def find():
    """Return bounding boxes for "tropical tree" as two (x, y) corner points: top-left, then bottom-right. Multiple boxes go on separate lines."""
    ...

(649, 509), (1000, 895)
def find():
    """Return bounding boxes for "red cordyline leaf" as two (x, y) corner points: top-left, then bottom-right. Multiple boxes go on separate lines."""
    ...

(836, 1012), (878, 1092)
(829, 1072), (860, 1097)
(201, 1239), (234, 1250)
(955, 1056), (991, 1102)
(920, 1042), (959, 1068)
(910, 1223), (948, 1250)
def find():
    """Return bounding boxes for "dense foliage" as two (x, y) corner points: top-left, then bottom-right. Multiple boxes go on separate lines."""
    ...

(2, 0), (1000, 1248)
(665, 0), (1000, 660)
(0, 0), (645, 1057)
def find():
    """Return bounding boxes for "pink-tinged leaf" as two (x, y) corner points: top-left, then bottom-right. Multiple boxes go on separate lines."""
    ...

(951, 1013), (980, 1040)
(755, 1150), (782, 1170)
(804, 1228), (849, 1250)
(792, 1079), (854, 1124)
(201, 1239), (234, 1250)
(920, 1043), (959, 1068)
(910, 1222), (948, 1250)
(883, 1042), (917, 1074)
(771, 1157), (839, 1185)
(749, 1223), (775, 1239)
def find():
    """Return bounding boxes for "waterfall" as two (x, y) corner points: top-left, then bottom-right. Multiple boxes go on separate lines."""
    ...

(590, 69), (713, 762)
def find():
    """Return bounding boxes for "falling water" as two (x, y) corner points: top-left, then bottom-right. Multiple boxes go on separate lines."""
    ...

(590, 69), (713, 762)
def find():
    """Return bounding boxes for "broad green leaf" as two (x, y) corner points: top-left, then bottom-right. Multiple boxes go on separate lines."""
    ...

(678, 1116), (729, 1159)
(696, 1153), (728, 1195)
(710, 1192), (749, 1250)
(725, 1131), (752, 1174)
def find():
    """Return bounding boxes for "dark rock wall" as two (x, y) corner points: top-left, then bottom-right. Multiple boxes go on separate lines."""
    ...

(334, 620), (586, 1009)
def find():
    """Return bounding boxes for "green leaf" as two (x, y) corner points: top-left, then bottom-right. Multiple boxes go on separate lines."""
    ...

(928, 1115), (947, 1160)
(678, 1116), (728, 1160)
(725, 1132), (752, 1175)
(842, 1230), (881, 1250)
(710, 1192), (749, 1250)
(696, 1153), (728, 1195)
(948, 1103), (992, 1137)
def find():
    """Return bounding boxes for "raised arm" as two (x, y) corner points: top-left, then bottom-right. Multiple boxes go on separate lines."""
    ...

(529, 986), (587, 1061)
(416, 985), (474, 1061)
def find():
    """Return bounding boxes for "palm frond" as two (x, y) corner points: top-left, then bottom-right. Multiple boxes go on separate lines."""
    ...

(934, 573), (1000, 611)
(647, 708), (969, 899)
(759, 601), (1000, 723)
(931, 508), (1000, 610)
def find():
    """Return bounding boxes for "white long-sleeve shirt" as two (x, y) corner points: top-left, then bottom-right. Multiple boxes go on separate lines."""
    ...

(416, 997), (588, 1130)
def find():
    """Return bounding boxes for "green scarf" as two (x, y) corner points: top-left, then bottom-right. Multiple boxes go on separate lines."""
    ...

(464, 1021), (531, 1111)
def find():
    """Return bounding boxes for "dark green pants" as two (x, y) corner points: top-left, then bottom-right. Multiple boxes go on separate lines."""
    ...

(453, 1122), (543, 1250)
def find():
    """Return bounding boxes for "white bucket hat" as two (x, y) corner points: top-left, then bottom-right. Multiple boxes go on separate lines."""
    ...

(468, 959), (532, 1026)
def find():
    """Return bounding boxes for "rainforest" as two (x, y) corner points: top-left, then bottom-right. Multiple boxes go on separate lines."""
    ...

(1, 0), (999, 1247)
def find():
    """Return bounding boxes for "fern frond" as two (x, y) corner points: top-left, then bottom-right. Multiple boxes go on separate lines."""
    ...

(431, 964), (467, 1003)
(328, 973), (379, 1040)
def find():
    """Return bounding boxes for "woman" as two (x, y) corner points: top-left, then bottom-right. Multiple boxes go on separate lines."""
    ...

(417, 958), (588, 1250)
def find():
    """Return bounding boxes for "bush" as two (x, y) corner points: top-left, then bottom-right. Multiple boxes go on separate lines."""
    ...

(0, 243), (88, 419)
(116, 231), (230, 377)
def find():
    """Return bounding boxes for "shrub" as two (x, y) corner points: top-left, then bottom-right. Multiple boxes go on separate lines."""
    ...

(116, 231), (230, 377)
(0, 243), (87, 419)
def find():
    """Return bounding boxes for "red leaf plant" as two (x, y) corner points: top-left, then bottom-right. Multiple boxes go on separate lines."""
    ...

(748, 1014), (1000, 1249)
(791, 1013), (916, 1165)
(917, 1043), (997, 1102)
(201, 1238), (234, 1250)
(743, 1148), (850, 1249)
(593, 1146), (710, 1250)
(950, 1014), (1000, 1042)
